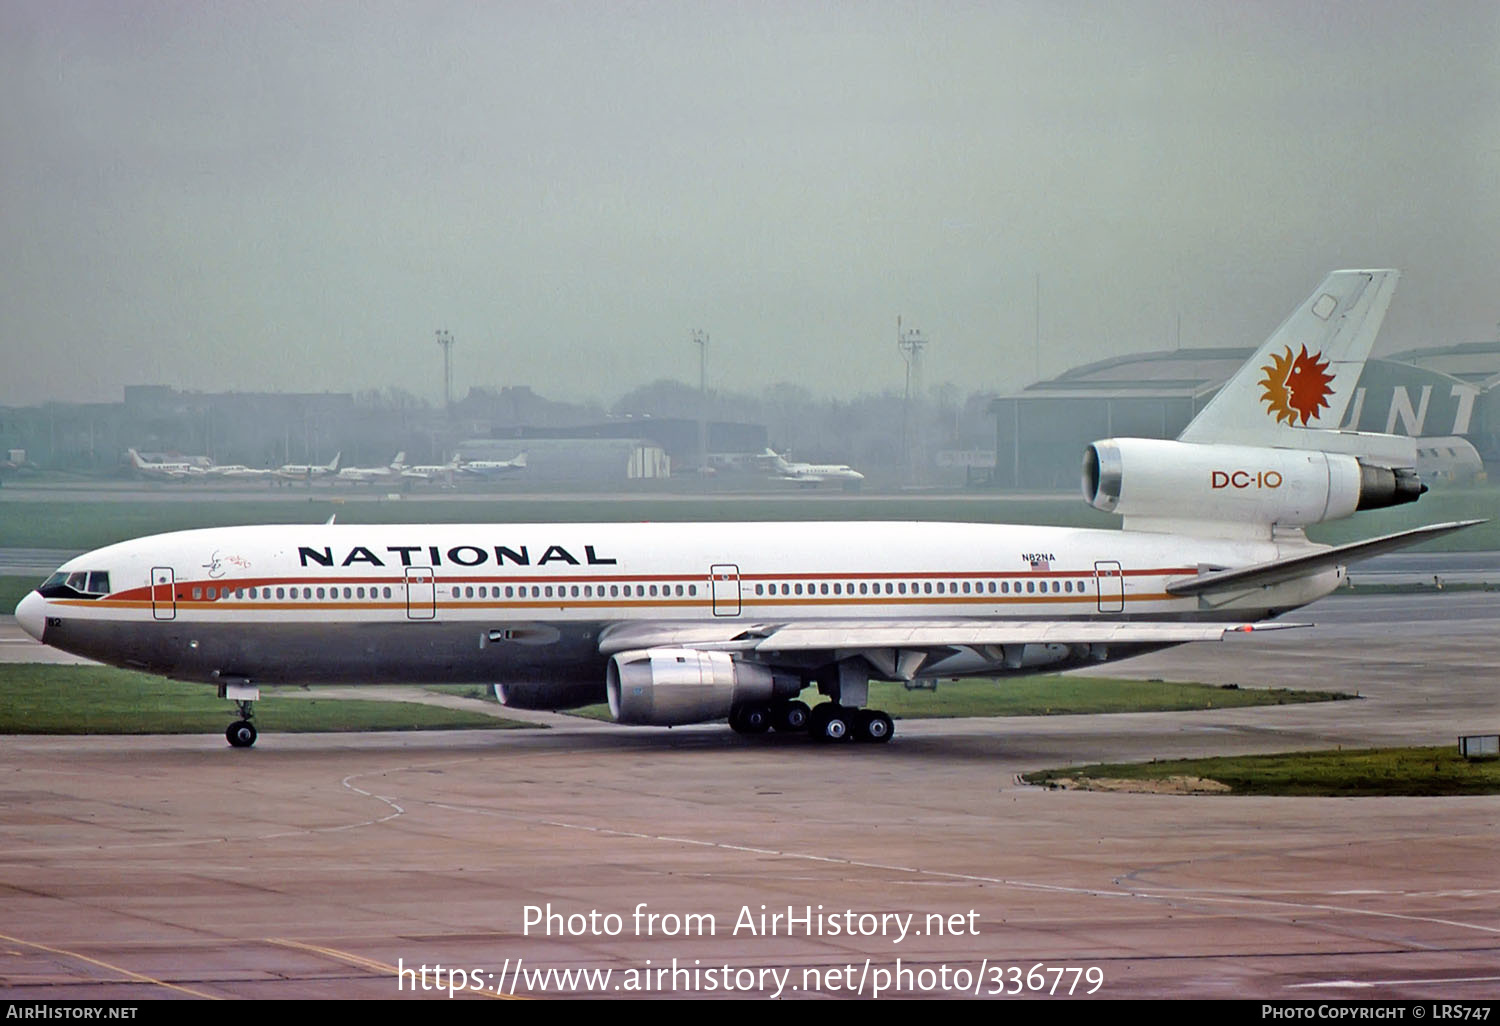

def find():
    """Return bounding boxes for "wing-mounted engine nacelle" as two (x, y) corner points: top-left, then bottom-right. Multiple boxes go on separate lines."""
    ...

(607, 648), (796, 726)
(1083, 438), (1424, 525)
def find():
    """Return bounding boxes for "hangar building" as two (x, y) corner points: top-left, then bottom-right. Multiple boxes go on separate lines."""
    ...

(988, 345), (1498, 491)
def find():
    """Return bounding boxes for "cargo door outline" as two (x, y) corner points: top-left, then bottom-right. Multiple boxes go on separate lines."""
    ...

(405, 567), (437, 620)
(710, 564), (741, 616)
(1094, 561), (1124, 613)
(151, 566), (176, 621)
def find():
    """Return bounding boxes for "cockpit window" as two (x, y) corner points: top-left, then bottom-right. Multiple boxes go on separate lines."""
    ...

(38, 570), (111, 599)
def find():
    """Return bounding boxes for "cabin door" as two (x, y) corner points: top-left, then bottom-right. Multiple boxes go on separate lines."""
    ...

(710, 564), (741, 616)
(405, 567), (437, 620)
(1094, 561), (1124, 613)
(151, 567), (176, 621)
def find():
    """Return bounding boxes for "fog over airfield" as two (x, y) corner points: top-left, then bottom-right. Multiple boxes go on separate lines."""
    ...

(2, 1), (1497, 409)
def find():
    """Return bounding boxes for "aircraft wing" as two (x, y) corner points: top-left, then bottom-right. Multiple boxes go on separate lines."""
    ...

(1164, 519), (1483, 598)
(597, 618), (1304, 656)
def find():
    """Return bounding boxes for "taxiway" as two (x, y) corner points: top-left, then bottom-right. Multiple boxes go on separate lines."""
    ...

(0, 592), (1496, 1000)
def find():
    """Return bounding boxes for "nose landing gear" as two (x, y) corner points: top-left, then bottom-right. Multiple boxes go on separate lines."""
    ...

(218, 680), (260, 748)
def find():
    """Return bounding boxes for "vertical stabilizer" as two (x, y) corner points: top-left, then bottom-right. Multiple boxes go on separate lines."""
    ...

(1178, 270), (1398, 448)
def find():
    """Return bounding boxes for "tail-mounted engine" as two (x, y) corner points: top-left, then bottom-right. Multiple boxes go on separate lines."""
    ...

(1083, 438), (1424, 527)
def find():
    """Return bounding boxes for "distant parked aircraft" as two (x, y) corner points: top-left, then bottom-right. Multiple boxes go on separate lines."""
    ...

(756, 448), (865, 487)
(336, 452), (407, 484)
(273, 452), (341, 483)
(127, 449), (206, 480)
(458, 452), (527, 477)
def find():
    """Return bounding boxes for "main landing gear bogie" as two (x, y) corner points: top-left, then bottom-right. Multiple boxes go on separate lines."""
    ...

(729, 699), (811, 736)
(730, 700), (894, 744)
(808, 703), (895, 744)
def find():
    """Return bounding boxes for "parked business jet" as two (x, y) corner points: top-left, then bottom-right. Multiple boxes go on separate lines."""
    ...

(757, 449), (865, 486)
(16, 271), (1477, 748)
(273, 452), (341, 484)
(204, 463), (272, 480)
(127, 448), (207, 480)
(458, 452), (528, 478)
(335, 452), (406, 484)
(401, 455), (461, 484)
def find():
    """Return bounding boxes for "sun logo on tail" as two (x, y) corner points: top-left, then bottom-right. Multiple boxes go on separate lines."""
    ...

(1259, 345), (1334, 425)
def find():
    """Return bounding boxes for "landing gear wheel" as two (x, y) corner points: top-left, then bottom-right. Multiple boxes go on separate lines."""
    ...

(226, 720), (257, 748)
(809, 704), (852, 743)
(855, 709), (895, 744)
(728, 703), (772, 735)
(772, 700), (810, 733)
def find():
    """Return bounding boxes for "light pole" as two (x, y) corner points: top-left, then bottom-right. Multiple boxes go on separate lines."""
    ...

(692, 329), (709, 474)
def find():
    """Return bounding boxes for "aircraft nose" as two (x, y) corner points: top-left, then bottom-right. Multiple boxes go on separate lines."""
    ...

(14, 590), (46, 643)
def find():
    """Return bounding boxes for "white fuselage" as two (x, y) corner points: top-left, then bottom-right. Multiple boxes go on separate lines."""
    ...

(16, 521), (1336, 691)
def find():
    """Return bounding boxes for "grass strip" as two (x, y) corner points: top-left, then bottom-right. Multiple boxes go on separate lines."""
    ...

(0, 664), (529, 734)
(1023, 746), (1500, 796)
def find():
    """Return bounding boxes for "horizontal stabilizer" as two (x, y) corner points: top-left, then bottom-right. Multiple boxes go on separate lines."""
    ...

(1165, 519), (1484, 597)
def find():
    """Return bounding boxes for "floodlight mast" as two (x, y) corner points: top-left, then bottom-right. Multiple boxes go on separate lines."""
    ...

(898, 318), (929, 485)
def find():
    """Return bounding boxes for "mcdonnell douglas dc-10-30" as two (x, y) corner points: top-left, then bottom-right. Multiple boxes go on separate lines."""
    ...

(15, 271), (1478, 747)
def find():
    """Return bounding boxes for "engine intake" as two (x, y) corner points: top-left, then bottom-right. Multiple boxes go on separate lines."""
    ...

(1083, 438), (1423, 526)
(607, 648), (788, 726)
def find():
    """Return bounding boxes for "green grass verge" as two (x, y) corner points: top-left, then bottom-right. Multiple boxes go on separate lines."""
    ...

(567, 676), (1350, 722)
(1022, 746), (1500, 796)
(0, 664), (530, 735)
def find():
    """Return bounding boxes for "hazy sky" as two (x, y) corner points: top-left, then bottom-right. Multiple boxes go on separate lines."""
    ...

(3, 1), (1497, 407)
